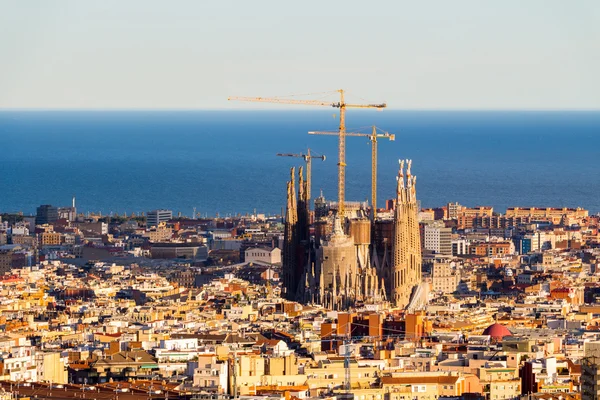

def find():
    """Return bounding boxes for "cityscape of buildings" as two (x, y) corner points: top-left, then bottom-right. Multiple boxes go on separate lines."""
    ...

(2, 0), (599, 398)
(1, 89), (598, 400)
(1, 156), (600, 400)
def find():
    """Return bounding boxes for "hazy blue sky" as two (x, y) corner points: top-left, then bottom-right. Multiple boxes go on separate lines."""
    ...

(1, 1), (599, 109)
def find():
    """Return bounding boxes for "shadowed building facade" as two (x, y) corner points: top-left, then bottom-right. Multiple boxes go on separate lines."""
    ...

(282, 167), (299, 300)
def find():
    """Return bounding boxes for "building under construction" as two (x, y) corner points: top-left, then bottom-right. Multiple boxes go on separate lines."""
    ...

(229, 89), (424, 311)
(282, 159), (424, 311)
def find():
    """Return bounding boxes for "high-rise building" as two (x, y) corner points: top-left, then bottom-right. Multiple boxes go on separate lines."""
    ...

(35, 205), (58, 225)
(423, 222), (452, 255)
(146, 209), (173, 228)
(391, 160), (423, 308)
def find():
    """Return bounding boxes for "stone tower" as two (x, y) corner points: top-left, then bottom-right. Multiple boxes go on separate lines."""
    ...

(316, 217), (358, 310)
(283, 167), (299, 300)
(391, 159), (422, 308)
(297, 166), (308, 241)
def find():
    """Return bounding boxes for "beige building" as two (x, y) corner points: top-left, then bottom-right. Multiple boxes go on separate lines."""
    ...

(36, 351), (68, 384)
(143, 223), (173, 242)
(40, 232), (61, 246)
(190, 355), (228, 392)
(431, 262), (460, 294)
(11, 235), (36, 246)
(305, 359), (380, 390)
(245, 247), (282, 265)
(478, 366), (521, 400)
(381, 374), (481, 400)
(505, 207), (588, 222)
(487, 379), (522, 400)
(229, 353), (306, 395)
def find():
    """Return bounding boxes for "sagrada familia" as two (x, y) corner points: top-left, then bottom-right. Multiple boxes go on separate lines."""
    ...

(282, 160), (423, 310)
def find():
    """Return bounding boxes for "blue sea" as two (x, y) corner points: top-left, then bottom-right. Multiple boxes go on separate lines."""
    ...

(1, 110), (599, 216)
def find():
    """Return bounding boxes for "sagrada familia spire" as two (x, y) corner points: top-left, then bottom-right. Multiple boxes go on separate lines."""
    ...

(282, 159), (422, 310)
(283, 166), (310, 301)
(282, 167), (299, 300)
(391, 159), (422, 308)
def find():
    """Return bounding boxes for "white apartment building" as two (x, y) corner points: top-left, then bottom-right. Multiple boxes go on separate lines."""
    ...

(146, 209), (173, 228)
(424, 223), (452, 255)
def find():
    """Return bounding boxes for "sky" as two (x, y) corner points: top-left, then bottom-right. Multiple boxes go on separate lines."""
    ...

(1, 1), (599, 110)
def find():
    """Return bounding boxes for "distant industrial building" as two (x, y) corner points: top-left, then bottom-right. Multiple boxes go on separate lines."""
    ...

(147, 209), (172, 228)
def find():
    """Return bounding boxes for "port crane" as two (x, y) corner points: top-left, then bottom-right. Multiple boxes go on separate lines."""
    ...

(309, 126), (395, 218)
(276, 149), (325, 205)
(228, 90), (386, 217)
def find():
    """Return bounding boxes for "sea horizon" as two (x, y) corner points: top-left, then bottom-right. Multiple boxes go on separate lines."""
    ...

(1, 109), (599, 217)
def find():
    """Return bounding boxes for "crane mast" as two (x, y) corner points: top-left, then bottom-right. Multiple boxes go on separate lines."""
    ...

(276, 149), (326, 204)
(338, 90), (347, 218)
(371, 127), (377, 219)
(229, 90), (386, 218)
(309, 126), (395, 219)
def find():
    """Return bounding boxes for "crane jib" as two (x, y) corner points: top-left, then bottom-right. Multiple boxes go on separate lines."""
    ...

(229, 90), (386, 218)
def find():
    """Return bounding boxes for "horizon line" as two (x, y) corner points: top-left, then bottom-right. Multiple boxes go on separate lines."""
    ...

(1, 107), (600, 112)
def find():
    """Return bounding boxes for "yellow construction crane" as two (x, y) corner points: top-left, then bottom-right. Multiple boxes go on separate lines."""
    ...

(276, 149), (325, 203)
(309, 126), (395, 219)
(228, 90), (386, 217)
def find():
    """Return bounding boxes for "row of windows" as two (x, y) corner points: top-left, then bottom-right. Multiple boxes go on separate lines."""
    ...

(247, 252), (269, 257)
